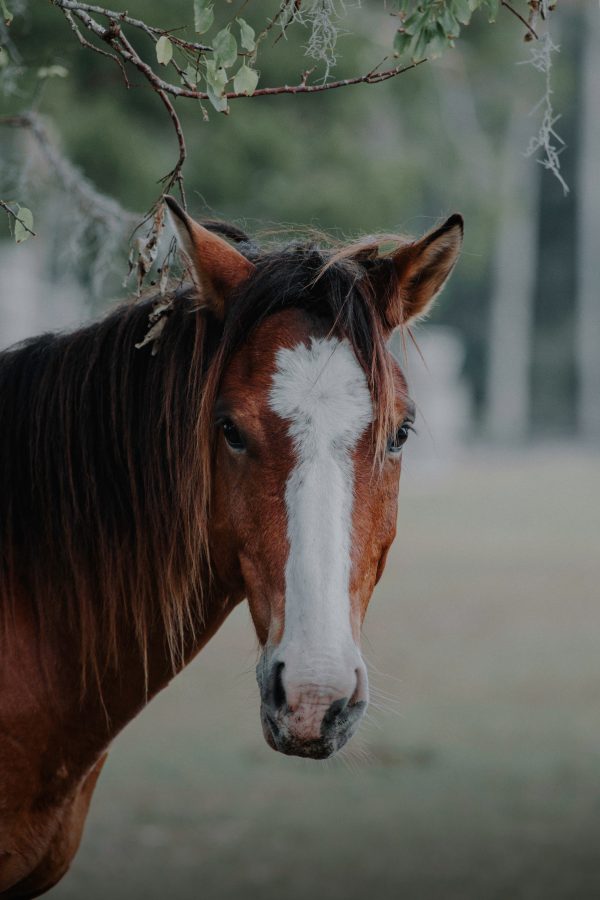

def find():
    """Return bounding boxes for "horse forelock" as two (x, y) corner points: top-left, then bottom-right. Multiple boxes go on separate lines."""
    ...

(210, 240), (402, 462)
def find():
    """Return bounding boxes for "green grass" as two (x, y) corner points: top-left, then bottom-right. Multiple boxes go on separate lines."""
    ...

(53, 449), (600, 900)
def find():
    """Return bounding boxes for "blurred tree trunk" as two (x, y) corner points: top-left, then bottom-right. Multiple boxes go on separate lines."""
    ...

(485, 110), (540, 444)
(576, 3), (600, 443)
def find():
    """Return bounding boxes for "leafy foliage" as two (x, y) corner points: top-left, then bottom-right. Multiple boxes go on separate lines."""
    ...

(393, 0), (501, 60)
(0, 0), (560, 288)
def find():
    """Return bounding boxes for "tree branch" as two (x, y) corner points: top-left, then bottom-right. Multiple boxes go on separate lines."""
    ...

(62, 7), (131, 86)
(226, 58), (427, 97)
(113, 27), (187, 203)
(8, 0), (428, 291)
(46, 0), (423, 219)
(51, 0), (424, 103)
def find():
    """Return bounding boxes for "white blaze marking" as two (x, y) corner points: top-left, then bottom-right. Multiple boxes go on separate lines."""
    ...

(269, 336), (372, 694)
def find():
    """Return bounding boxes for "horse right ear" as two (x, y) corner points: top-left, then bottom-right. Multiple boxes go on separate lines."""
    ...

(372, 214), (463, 333)
(165, 196), (255, 320)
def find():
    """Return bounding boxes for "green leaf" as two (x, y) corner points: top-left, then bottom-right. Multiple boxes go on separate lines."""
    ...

(0, 47), (9, 68)
(451, 0), (473, 26)
(182, 63), (198, 86)
(206, 84), (228, 113)
(212, 28), (237, 68)
(402, 10), (428, 37)
(412, 25), (432, 60)
(484, 0), (500, 22)
(156, 35), (173, 66)
(393, 30), (413, 57)
(205, 59), (227, 91)
(237, 17), (255, 52)
(427, 23), (449, 59)
(205, 58), (229, 111)
(440, 7), (460, 36)
(14, 206), (34, 244)
(233, 63), (258, 96)
(37, 64), (69, 79)
(193, 0), (214, 35)
(0, 0), (13, 26)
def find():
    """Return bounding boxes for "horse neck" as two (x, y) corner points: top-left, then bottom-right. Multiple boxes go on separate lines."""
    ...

(0, 578), (238, 813)
(0, 590), (239, 778)
(75, 584), (239, 753)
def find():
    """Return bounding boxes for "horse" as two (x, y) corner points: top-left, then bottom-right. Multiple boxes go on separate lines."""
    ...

(0, 197), (462, 897)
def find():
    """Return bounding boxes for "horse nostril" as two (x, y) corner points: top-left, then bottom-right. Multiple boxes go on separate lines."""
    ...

(322, 696), (350, 732)
(270, 661), (286, 711)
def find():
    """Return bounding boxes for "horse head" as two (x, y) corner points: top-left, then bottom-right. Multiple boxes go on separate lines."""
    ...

(168, 198), (463, 759)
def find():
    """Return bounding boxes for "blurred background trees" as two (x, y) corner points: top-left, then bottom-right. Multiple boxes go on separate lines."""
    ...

(0, 0), (596, 447)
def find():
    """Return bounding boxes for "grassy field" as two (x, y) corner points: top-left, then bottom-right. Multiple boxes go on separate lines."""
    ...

(53, 449), (600, 900)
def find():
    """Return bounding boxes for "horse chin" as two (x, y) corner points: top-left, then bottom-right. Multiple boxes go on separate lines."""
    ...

(260, 701), (367, 760)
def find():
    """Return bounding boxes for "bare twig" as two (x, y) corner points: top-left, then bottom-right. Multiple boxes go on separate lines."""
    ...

(113, 27), (187, 202)
(47, 4), (188, 200)
(63, 7), (130, 86)
(501, 0), (539, 41)
(231, 57), (427, 96)
(256, 0), (298, 45)
(52, 0), (211, 53)
(273, 0), (303, 45)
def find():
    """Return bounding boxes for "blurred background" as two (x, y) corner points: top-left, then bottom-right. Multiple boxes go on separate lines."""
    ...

(1, 1), (599, 897)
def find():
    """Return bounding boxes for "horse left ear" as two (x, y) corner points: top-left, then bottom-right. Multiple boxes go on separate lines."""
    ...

(375, 214), (464, 331)
(165, 196), (255, 320)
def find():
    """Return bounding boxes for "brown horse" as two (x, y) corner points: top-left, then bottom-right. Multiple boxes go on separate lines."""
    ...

(0, 198), (462, 897)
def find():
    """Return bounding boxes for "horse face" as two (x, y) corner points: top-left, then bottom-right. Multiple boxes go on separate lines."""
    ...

(167, 198), (462, 759)
(211, 309), (410, 759)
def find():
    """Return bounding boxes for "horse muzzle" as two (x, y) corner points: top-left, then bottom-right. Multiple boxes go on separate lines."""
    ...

(257, 652), (369, 759)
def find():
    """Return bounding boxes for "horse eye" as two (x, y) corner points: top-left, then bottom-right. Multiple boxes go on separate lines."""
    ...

(222, 419), (246, 452)
(387, 423), (411, 454)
